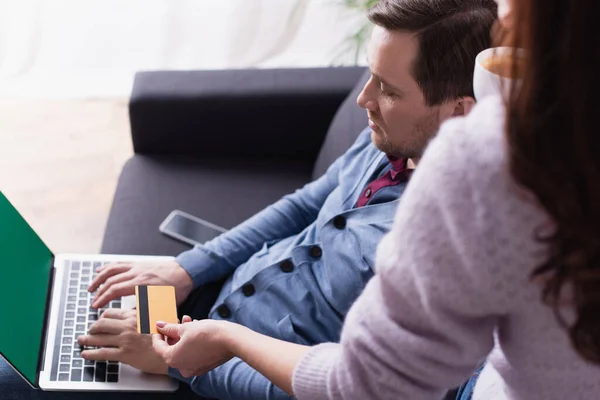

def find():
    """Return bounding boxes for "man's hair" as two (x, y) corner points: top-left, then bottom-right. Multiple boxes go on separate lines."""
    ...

(368, 0), (498, 105)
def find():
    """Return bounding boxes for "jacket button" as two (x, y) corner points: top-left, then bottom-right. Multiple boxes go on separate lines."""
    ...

(217, 304), (231, 319)
(309, 245), (322, 258)
(365, 188), (372, 198)
(242, 283), (255, 297)
(333, 215), (346, 229)
(280, 260), (294, 273)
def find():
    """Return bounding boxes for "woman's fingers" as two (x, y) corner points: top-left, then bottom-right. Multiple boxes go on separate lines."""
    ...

(152, 334), (173, 361)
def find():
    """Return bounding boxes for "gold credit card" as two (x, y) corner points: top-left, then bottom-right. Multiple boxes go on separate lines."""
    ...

(135, 285), (178, 334)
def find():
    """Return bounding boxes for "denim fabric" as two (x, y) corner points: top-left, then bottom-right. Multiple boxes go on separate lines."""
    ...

(173, 129), (406, 400)
(455, 365), (485, 400)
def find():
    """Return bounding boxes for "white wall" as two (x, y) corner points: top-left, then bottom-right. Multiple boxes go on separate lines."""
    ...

(0, 0), (367, 98)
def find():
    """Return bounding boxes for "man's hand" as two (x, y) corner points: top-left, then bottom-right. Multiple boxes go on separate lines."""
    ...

(78, 309), (168, 375)
(152, 318), (235, 378)
(88, 260), (194, 309)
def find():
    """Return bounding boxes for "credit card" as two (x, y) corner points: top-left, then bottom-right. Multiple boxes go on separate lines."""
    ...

(135, 285), (178, 334)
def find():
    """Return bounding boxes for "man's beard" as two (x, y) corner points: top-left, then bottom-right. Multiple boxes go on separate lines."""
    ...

(373, 109), (441, 158)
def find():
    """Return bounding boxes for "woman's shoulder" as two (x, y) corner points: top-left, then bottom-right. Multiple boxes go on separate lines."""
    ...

(438, 95), (507, 171)
(426, 95), (510, 195)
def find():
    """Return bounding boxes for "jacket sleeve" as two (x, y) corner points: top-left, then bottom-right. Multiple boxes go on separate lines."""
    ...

(170, 357), (293, 400)
(176, 129), (372, 288)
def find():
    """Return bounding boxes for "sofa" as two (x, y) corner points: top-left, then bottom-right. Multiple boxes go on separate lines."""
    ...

(100, 66), (369, 257)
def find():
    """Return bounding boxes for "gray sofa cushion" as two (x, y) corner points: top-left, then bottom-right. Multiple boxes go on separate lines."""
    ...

(312, 68), (370, 179)
(101, 155), (312, 256)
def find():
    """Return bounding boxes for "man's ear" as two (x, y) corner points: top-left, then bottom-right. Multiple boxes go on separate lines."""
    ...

(452, 96), (476, 117)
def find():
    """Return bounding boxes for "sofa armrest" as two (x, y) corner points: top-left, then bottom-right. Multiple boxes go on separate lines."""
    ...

(129, 67), (366, 161)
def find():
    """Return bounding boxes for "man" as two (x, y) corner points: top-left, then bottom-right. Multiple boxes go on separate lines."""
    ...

(79, 1), (497, 399)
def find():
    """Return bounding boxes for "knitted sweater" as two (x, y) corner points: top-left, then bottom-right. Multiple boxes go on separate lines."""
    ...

(292, 95), (600, 400)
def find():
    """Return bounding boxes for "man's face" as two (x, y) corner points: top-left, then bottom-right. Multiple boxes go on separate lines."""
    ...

(357, 27), (459, 159)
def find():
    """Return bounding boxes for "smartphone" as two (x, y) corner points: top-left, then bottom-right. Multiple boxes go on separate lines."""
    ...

(159, 210), (227, 246)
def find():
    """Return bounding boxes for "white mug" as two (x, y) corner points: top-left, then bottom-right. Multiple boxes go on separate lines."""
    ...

(473, 47), (523, 101)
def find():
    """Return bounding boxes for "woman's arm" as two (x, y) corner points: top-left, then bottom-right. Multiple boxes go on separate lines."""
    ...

(224, 323), (311, 395)
(152, 320), (311, 396)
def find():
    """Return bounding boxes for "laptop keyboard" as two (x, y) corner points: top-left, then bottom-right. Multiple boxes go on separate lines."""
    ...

(50, 260), (122, 383)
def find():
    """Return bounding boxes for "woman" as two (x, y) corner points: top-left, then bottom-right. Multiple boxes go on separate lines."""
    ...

(152, 0), (600, 398)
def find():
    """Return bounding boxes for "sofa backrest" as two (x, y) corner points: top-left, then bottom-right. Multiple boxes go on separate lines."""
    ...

(312, 68), (370, 180)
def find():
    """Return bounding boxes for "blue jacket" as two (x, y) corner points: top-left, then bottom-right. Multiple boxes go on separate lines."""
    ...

(172, 129), (407, 399)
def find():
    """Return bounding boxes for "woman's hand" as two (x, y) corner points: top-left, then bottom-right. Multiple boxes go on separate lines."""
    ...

(151, 317), (235, 378)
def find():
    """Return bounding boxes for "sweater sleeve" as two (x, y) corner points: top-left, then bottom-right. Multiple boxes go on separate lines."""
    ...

(292, 113), (515, 399)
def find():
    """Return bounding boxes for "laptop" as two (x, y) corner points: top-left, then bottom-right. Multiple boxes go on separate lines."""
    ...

(0, 191), (178, 392)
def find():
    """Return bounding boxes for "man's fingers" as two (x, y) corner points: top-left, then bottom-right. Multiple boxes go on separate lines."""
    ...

(182, 315), (193, 324)
(101, 308), (134, 320)
(93, 272), (135, 300)
(88, 318), (127, 335)
(81, 347), (121, 362)
(95, 261), (128, 274)
(152, 334), (172, 360)
(88, 264), (132, 292)
(78, 333), (120, 348)
(92, 282), (135, 309)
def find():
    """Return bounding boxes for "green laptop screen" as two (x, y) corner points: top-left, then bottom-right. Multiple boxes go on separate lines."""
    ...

(0, 192), (53, 386)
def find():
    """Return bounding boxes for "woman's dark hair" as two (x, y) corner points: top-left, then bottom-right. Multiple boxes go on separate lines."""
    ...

(368, 0), (498, 106)
(506, 1), (600, 363)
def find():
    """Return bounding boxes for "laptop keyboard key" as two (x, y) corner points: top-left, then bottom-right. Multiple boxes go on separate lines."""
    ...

(67, 304), (76, 310)
(64, 328), (73, 336)
(76, 324), (85, 331)
(72, 359), (83, 368)
(62, 338), (72, 345)
(77, 316), (86, 323)
(71, 369), (82, 382)
(95, 362), (106, 382)
(83, 367), (94, 382)
(60, 355), (71, 363)
(85, 359), (95, 366)
(89, 314), (98, 321)
(107, 363), (119, 374)
(107, 374), (119, 383)
(59, 373), (69, 381)
(59, 364), (69, 372)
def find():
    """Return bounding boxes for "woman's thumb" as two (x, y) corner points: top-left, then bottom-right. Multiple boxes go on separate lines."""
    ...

(156, 321), (180, 338)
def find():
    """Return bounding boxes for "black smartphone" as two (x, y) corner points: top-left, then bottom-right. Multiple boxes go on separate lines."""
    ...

(159, 210), (227, 246)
